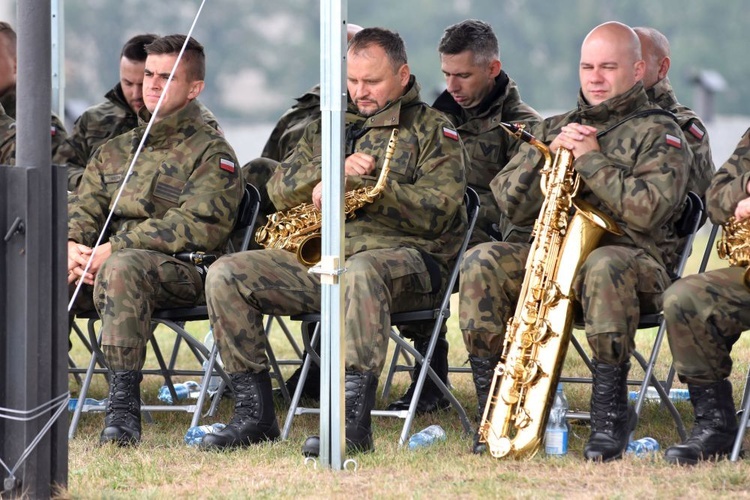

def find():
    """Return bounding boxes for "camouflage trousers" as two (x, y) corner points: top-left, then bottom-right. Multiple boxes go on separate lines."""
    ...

(205, 247), (437, 374)
(69, 249), (204, 370)
(459, 242), (669, 364)
(664, 267), (750, 385)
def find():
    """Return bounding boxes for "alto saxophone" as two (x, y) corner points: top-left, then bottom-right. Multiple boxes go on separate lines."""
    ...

(478, 122), (621, 459)
(717, 215), (750, 288)
(255, 128), (399, 266)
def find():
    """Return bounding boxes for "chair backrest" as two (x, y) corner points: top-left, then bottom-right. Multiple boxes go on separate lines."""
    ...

(671, 191), (705, 279)
(443, 187), (480, 299)
(227, 183), (262, 254)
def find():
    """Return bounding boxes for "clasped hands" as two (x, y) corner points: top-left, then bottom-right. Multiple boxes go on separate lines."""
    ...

(549, 123), (600, 159)
(311, 152), (377, 210)
(67, 241), (111, 285)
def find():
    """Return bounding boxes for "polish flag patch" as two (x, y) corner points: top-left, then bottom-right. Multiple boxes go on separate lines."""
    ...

(50, 126), (57, 136)
(443, 127), (459, 141)
(665, 134), (682, 149)
(219, 158), (235, 173)
(687, 123), (705, 140)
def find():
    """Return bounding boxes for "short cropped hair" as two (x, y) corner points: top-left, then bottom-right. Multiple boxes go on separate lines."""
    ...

(438, 19), (499, 66)
(145, 34), (205, 81)
(121, 33), (158, 62)
(0, 22), (17, 54)
(349, 27), (407, 73)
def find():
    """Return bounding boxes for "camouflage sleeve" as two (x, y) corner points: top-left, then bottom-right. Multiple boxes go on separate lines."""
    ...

(351, 121), (467, 239)
(574, 119), (690, 232)
(107, 148), (243, 254)
(267, 119), (322, 210)
(682, 117), (715, 198)
(50, 113), (67, 161)
(54, 114), (91, 191)
(67, 153), (111, 246)
(706, 128), (750, 224)
(492, 120), (548, 226)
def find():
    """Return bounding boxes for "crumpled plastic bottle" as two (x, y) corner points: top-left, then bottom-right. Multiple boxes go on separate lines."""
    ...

(408, 424), (447, 450)
(184, 423), (226, 446)
(158, 380), (200, 404)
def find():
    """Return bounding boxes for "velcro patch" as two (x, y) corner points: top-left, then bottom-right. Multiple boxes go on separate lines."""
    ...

(687, 123), (705, 140)
(443, 127), (459, 141)
(665, 134), (682, 149)
(219, 158), (235, 173)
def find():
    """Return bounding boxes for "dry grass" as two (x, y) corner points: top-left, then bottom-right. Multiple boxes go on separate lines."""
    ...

(62, 231), (750, 499)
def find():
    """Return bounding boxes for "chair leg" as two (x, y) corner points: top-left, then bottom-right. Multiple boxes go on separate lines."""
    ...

(266, 333), (291, 403)
(68, 331), (102, 439)
(281, 324), (320, 440)
(731, 367), (750, 461)
(381, 329), (414, 400)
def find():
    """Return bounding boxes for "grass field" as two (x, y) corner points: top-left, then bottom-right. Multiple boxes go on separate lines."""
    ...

(62, 230), (750, 499)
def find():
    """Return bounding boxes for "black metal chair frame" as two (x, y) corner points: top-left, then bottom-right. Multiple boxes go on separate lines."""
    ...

(280, 188), (481, 446)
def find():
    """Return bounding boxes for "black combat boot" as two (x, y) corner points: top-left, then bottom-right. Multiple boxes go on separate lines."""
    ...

(100, 371), (142, 446)
(469, 354), (500, 454)
(664, 379), (738, 465)
(387, 336), (451, 414)
(584, 360), (637, 462)
(200, 370), (280, 450)
(302, 371), (378, 457)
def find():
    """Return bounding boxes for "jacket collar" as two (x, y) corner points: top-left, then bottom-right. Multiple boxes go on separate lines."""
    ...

(575, 81), (649, 123)
(432, 70), (511, 117)
(346, 74), (421, 129)
(136, 100), (203, 146)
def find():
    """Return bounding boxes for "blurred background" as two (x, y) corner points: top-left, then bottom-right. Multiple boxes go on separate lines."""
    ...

(1, 0), (748, 165)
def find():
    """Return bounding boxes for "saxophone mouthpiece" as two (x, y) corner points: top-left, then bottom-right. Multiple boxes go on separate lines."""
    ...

(500, 122), (548, 154)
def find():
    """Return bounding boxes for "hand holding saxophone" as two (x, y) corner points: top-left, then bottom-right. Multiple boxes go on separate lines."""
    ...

(551, 123), (600, 158)
(734, 196), (750, 222)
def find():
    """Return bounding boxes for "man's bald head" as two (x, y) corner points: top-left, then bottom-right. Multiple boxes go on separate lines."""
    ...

(579, 21), (645, 105)
(634, 26), (671, 89)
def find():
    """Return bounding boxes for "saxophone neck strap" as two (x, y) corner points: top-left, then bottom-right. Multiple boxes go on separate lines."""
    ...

(595, 108), (676, 140)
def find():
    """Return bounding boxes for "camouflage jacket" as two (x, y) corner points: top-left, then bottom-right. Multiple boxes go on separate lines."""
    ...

(647, 77), (714, 198)
(68, 100), (243, 254)
(261, 84), (321, 162)
(495, 82), (691, 271)
(433, 71), (541, 243)
(59, 83), (223, 191)
(268, 76), (468, 278)
(0, 102), (14, 164)
(0, 88), (67, 161)
(706, 127), (750, 224)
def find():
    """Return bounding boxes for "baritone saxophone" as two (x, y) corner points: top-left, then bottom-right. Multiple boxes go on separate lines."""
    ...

(717, 215), (750, 288)
(477, 122), (621, 459)
(255, 128), (399, 266)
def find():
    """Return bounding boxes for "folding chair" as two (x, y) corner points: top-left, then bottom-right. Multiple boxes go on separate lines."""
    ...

(280, 187), (480, 446)
(563, 191), (705, 443)
(68, 183), (294, 437)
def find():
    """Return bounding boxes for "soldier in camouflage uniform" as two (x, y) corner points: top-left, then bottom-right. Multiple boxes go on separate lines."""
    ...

(57, 33), (222, 191)
(202, 27), (467, 454)
(635, 27), (714, 201)
(460, 22), (692, 460)
(67, 35), (243, 447)
(0, 102), (14, 164)
(388, 19), (542, 416)
(661, 129), (750, 465)
(0, 21), (67, 162)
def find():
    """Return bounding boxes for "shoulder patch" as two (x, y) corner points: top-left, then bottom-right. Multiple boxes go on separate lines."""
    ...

(50, 125), (57, 136)
(442, 127), (459, 141)
(219, 158), (235, 173)
(665, 133), (682, 149)
(687, 123), (705, 140)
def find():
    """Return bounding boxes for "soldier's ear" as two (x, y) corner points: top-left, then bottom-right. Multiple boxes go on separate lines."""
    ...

(188, 80), (205, 100)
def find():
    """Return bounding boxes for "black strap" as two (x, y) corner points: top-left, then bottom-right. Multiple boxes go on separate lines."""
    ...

(595, 108), (676, 140)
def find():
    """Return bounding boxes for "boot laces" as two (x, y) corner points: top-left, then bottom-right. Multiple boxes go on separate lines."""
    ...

(228, 377), (260, 427)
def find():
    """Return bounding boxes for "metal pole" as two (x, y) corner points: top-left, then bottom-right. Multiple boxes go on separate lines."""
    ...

(51, 0), (65, 121)
(316, 0), (347, 470)
(1, 0), (68, 496)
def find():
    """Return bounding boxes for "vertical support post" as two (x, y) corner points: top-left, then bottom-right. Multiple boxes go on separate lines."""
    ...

(318, 0), (347, 469)
(50, 0), (65, 121)
(1, 0), (68, 497)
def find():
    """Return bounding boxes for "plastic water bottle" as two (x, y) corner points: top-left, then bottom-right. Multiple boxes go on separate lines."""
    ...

(626, 437), (660, 457)
(68, 398), (106, 412)
(158, 380), (200, 404)
(628, 387), (690, 402)
(408, 424), (447, 450)
(201, 329), (222, 395)
(184, 423), (226, 446)
(544, 383), (569, 456)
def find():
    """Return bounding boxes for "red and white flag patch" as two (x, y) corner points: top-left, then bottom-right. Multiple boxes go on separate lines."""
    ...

(687, 123), (705, 140)
(665, 133), (682, 149)
(219, 158), (235, 173)
(50, 126), (57, 137)
(443, 127), (459, 141)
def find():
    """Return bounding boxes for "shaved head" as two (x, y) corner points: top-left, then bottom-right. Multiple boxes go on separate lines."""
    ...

(634, 27), (671, 89)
